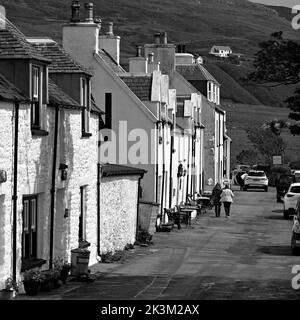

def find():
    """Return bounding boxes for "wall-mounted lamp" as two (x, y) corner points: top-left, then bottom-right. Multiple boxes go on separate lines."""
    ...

(0, 170), (7, 183)
(59, 163), (68, 181)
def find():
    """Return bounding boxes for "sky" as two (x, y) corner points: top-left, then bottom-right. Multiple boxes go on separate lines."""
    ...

(249, 0), (299, 8)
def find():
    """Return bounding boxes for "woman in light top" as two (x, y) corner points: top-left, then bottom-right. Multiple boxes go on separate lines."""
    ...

(220, 185), (234, 218)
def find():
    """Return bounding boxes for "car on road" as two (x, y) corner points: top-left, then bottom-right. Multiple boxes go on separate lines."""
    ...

(244, 171), (268, 192)
(291, 198), (300, 255)
(283, 183), (300, 219)
(232, 165), (251, 185)
(293, 170), (300, 183)
(275, 174), (295, 203)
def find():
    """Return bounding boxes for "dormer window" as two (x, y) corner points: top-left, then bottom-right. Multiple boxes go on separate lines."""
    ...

(81, 77), (91, 137)
(31, 65), (41, 128)
(30, 64), (49, 136)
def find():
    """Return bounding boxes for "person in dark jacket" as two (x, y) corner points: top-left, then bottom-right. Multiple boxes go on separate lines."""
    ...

(211, 183), (222, 217)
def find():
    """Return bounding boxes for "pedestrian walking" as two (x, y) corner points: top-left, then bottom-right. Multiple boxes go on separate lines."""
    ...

(211, 183), (222, 217)
(220, 185), (234, 217)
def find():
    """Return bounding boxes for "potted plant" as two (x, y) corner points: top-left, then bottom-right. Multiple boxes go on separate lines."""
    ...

(0, 278), (18, 299)
(54, 257), (71, 284)
(23, 270), (42, 296)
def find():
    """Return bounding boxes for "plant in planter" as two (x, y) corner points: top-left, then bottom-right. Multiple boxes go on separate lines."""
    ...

(40, 269), (61, 291)
(53, 257), (71, 284)
(0, 278), (18, 299)
(23, 270), (42, 296)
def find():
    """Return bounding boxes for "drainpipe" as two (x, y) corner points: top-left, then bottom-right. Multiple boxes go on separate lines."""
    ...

(160, 122), (165, 219)
(136, 174), (144, 240)
(155, 122), (159, 203)
(12, 101), (20, 282)
(168, 118), (174, 208)
(49, 106), (60, 269)
(97, 114), (102, 257)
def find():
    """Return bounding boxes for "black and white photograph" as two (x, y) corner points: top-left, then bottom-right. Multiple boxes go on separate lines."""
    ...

(0, 0), (299, 312)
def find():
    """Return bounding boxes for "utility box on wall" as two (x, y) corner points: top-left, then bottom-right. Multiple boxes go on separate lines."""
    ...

(0, 170), (7, 183)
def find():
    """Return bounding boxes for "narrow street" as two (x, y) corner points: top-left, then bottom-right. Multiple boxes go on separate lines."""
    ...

(24, 187), (300, 300)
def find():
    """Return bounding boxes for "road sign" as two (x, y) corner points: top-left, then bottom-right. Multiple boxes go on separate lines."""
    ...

(273, 155), (282, 165)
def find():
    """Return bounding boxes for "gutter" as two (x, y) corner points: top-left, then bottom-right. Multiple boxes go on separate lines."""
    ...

(12, 101), (20, 282)
(49, 105), (60, 269)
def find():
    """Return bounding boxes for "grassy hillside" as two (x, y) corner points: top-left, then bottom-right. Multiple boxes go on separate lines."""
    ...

(204, 61), (297, 108)
(222, 101), (300, 167)
(2, 0), (298, 62)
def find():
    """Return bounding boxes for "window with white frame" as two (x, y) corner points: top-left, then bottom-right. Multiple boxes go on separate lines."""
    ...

(79, 186), (87, 242)
(22, 196), (38, 260)
(208, 82), (213, 102)
(81, 77), (90, 134)
(216, 86), (220, 105)
(31, 65), (42, 128)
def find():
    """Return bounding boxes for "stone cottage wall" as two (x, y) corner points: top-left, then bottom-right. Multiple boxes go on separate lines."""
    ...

(100, 175), (139, 254)
(57, 110), (99, 265)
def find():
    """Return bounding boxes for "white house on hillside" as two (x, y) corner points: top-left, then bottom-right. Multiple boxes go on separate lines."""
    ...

(210, 46), (232, 58)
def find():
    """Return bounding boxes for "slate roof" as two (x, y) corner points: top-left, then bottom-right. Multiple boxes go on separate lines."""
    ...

(101, 163), (147, 177)
(176, 64), (220, 85)
(120, 75), (152, 101)
(31, 40), (92, 75)
(48, 78), (81, 107)
(0, 73), (28, 102)
(98, 49), (126, 74)
(0, 25), (50, 62)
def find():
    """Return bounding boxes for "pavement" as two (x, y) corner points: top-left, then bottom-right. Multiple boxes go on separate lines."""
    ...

(17, 186), (300, 300)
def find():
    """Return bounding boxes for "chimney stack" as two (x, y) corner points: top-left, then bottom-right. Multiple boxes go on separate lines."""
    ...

(148, 53), (154, 63)
(136, 45), (142, 57)
(71, 1), (80, 23)
(106, 22), (114, 36)
(154, 33), (161, 44)
(0, 5), (6, 29)
(84, 3), (94, 23)
(161, 32), (168, 44)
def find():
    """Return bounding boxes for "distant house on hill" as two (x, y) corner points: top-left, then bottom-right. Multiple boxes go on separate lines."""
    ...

(210, 46), (232, 58)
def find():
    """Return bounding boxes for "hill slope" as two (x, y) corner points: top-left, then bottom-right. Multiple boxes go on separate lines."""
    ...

(1, 0), (298, 60)
(204, 61), (296, 107)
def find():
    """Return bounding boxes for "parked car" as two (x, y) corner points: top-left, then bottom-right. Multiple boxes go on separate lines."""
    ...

(293, 170), (300, 183)
(244, 171), (268, 192)
(275, 174), (295, 203)
(291, 198), (300, 254)
(283, 183), (300, 219)
(232, 165), (251, 185)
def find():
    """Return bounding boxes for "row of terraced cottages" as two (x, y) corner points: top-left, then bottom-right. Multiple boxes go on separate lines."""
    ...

(0, 2), (231, 288)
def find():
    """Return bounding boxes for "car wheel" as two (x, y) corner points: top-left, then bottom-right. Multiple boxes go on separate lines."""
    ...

(265, 187), (268, 192)
(284, 210), (289, 219)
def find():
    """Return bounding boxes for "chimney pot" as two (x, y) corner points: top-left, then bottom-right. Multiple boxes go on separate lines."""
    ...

(84, 2), (94, 23)
(107, 22), (114, 36)
(136, 45), (142, 57)
(148, 52), (154, 63)
(71, 0), (80, 23)
(154, 33), (161, 44)
(161, 32), (168, 44)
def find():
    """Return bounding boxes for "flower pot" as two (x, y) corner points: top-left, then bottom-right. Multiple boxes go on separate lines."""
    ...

(0, 289), (16, 300)
(52, 278), (61, 289)
(60, 268), (69, 284)
(23, 280), (41, 296)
